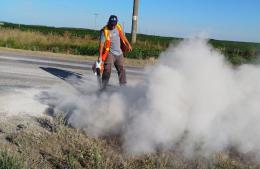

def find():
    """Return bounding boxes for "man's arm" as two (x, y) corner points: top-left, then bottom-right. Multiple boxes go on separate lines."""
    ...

(98, 31), (105, 62)
(123, 36), (132, 52)
(98, 41), (104, 62)
(122, 35), (132, 52)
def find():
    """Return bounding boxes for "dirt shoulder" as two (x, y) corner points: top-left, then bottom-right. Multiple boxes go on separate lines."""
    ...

(0, 113), (258, 169)
(0, 47), (156, 67)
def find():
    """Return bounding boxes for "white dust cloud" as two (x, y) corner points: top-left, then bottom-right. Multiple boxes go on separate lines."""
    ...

(0, 88), (47, 117)
(42, 38), (260, 158)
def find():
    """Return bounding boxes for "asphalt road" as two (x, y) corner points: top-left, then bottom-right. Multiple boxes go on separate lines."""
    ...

(0, 51), (145, 116)
(0, 51), (144, 89)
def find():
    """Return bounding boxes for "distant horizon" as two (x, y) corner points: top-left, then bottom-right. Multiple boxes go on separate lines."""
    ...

(1, 0), (260, 43)
(1, 20), (259, 44)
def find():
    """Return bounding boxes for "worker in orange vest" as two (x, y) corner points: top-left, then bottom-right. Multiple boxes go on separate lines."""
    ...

(98, 15), (132, 89)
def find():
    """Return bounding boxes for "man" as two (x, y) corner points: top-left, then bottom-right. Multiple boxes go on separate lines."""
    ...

(98, 15), (132, 89)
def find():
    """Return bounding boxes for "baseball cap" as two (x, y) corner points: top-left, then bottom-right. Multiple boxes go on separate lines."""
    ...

(108, 15), (118, 26)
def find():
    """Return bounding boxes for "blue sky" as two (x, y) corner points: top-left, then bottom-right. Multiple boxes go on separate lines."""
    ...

(1, 0), (259, 42)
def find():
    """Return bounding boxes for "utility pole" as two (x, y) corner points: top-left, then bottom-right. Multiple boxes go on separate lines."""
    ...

(131, 0), (139, 44)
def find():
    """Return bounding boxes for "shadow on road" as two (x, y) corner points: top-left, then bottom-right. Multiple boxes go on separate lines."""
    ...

(40, 67), (82, 81)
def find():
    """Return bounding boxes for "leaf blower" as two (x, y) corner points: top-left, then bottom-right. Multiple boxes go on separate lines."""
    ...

(92, 61), (104, 88)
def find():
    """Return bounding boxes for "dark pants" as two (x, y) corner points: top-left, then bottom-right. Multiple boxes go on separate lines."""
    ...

(102, 53), (126, 87)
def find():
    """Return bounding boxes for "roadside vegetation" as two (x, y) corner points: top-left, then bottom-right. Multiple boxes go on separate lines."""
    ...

(1, 113), (260, 169)
(0, 150), (25, 169)
(0, 22), (259, 65)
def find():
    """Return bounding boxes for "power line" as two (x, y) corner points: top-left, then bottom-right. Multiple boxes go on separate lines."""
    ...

(94, 13), (99, 30)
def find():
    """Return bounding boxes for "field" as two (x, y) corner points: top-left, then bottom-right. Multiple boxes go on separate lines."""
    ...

(0, 22), (259, 65)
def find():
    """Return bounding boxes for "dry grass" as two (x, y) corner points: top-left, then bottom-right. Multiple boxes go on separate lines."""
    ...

(0, 28), (157, 67)
(0, 28), (96, 47)
(0, 113), (259, 169)
(0, 28), (98, 58)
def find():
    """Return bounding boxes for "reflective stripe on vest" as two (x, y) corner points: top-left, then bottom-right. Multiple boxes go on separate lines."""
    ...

(101, 24), (126, 61)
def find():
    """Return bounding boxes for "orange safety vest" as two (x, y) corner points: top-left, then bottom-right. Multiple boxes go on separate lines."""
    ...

(101, 24), (127, 62)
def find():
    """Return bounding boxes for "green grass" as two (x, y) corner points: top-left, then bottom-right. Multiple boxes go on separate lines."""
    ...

(1, 21), (260, 64)
(0, 151), (25, 169)
(209, 39), (260, 64)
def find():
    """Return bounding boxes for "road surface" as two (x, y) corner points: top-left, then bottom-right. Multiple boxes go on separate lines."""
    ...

(0, 51), (144, 116)
(0, 51), (144, 89)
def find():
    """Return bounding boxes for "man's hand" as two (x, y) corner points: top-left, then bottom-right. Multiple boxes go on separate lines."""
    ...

(128, 44), (133, 52)
(98, 56), (103, 63)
